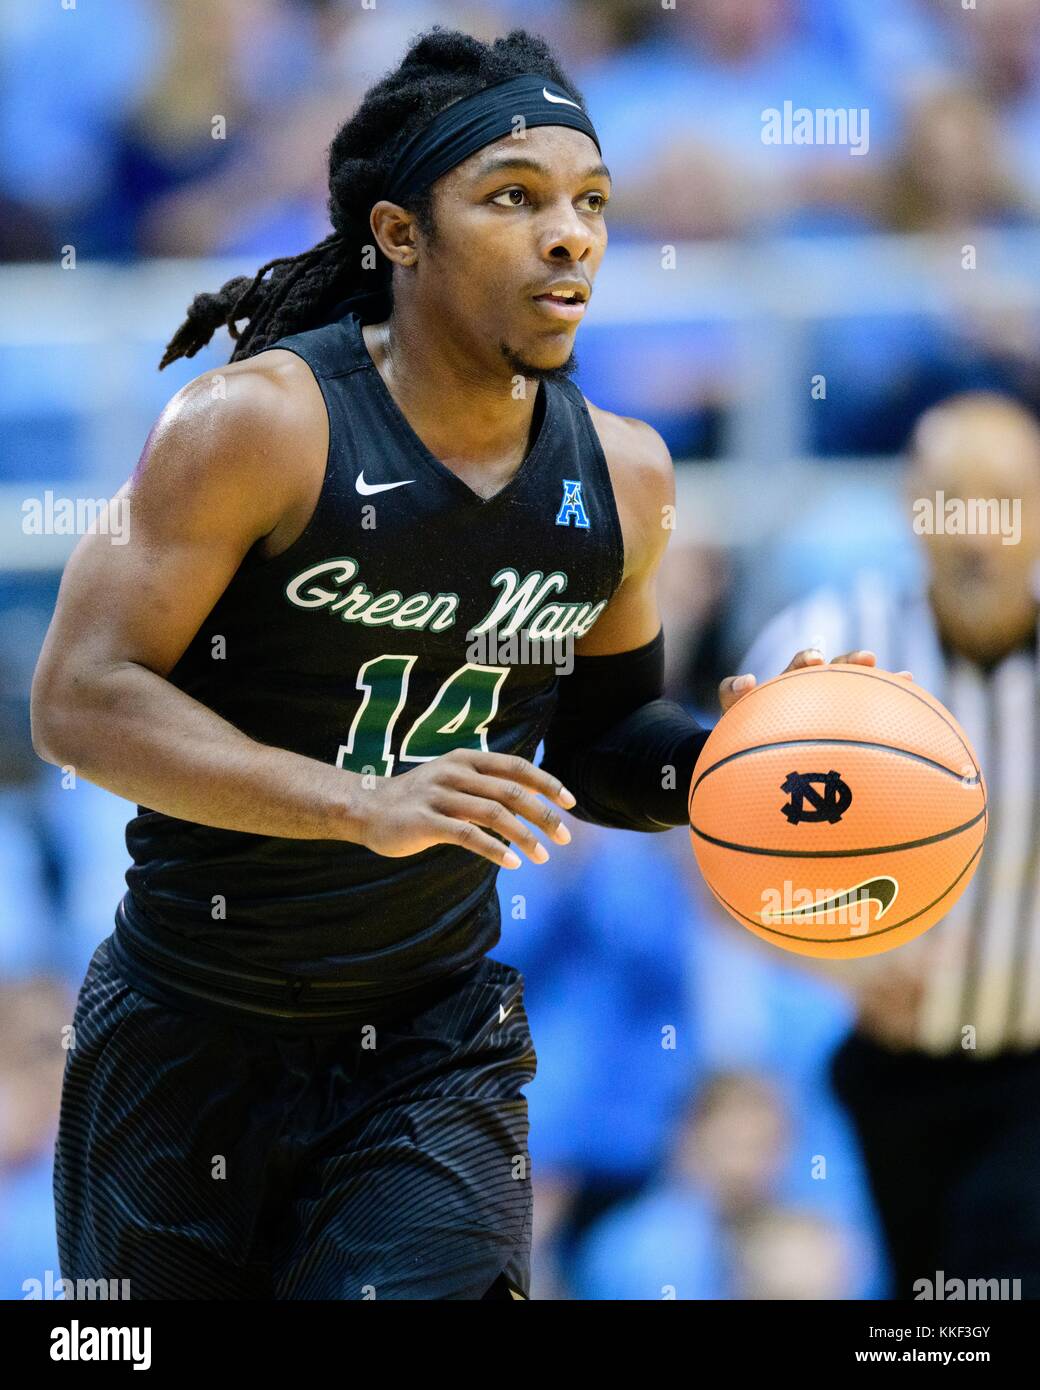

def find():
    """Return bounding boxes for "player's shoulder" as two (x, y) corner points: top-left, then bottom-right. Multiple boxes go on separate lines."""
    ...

(583, 397), (674, 498)
(130, 349), (327, 543)
(140, 350), (325, 498)
(582, 398), (674, 529)
(582, 398), (674, 575)
(154, 349), (321, 463)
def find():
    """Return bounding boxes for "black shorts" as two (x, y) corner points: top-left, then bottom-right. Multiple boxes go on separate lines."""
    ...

(54, 937), (537, 1300)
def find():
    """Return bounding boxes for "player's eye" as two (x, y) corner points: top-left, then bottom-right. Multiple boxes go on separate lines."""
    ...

(488, 186), (608, 213)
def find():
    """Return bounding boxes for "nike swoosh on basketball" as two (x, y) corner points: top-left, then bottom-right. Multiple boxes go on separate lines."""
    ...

(762, 875), (899, 923)
(355, 472), (415, 495)
(542, 87), (581, 109)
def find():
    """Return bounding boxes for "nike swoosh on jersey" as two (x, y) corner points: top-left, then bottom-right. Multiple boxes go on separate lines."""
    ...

(355, 471), (416, 495)
(542, 87), (581, 109)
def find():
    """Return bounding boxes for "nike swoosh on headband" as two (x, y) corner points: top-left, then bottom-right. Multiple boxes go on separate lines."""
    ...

(542, 87), (582, 109)
(355, 472), (415, 496)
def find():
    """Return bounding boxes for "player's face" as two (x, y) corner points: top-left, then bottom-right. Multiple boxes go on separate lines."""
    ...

(418, 125), (610, 376)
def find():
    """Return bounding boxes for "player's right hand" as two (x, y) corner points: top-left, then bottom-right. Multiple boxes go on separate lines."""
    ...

(354, 748), (576, 868)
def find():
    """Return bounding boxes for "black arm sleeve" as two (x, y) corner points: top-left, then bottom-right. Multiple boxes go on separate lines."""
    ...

(539, 629), (711, 832)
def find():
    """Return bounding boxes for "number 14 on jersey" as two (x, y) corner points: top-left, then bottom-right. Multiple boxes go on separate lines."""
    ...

(337, 654), (510, 775)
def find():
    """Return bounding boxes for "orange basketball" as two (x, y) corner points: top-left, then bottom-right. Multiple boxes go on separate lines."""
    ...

(688, 663), (988, 959)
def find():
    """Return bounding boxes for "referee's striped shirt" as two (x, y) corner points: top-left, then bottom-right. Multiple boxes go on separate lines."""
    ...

(741, 568), (1040, 1058)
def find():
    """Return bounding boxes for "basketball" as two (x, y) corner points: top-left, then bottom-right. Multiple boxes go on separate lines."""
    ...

(689, 663), (988, 959)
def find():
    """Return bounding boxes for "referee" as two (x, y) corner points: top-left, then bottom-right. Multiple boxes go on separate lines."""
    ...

(741, 392), (1040, 1299)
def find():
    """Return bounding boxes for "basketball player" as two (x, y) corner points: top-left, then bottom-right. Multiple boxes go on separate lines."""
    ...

(31, 28), (874, 1302)
(741, 391), (1040, 1299)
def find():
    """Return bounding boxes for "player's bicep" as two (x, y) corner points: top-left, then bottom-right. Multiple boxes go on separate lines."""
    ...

(574, 566), (662, 655)
(36, 372), (296, 684)
(43, 490), (250, 683)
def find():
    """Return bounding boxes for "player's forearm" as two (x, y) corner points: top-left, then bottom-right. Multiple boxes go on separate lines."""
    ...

(542, 696), (708, 831)
(31, 661), (365, 841)
(539, 631), (709, 832)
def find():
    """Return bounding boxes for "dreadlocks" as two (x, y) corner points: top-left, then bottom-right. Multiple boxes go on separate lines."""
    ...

(159, 27), (585, 371)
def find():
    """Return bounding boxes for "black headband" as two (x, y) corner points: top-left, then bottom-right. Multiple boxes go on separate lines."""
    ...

(382, 73), (601, 205)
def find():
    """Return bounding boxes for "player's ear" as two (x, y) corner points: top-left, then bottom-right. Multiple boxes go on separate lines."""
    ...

(369, 201), (419, 268)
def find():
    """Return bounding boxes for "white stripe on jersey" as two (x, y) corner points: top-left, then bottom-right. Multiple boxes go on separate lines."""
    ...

(741, 570), (1039, 1057)
(915, 658), (989, 1055)
(1012, 657), (1040, 1046)
(960, 654), (1033, 1055)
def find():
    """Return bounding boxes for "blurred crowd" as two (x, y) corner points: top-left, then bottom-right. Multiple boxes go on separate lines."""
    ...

(7, 0), (1040, 457)
(6, 0), (1040, 260)
(3, 0), (1040, 1299)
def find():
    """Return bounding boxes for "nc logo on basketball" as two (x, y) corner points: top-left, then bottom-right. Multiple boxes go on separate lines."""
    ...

(780, 770), (852, 824)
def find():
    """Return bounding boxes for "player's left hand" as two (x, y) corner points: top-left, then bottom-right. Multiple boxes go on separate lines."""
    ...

(717, 648), (914, 715)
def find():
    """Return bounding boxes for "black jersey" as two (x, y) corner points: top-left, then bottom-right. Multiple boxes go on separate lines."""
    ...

(118, 310), (624, 1016)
